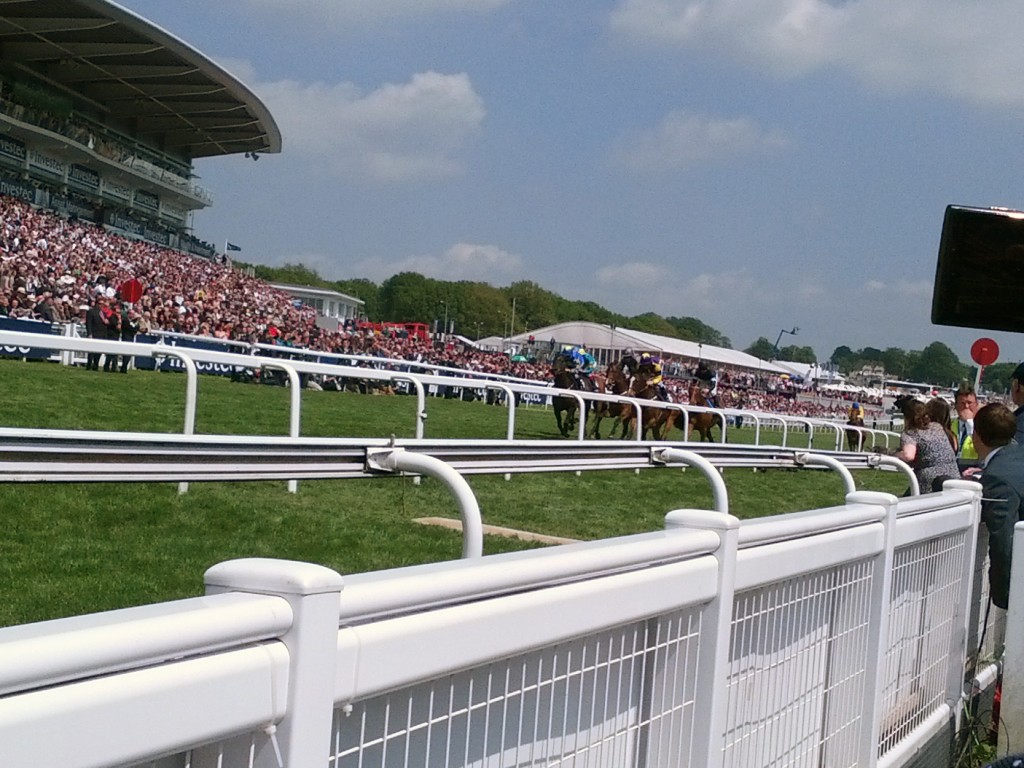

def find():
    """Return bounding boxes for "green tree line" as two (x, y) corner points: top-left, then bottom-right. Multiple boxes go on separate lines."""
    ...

(252, 263), (986, 388)
(249, 264), (731, 347)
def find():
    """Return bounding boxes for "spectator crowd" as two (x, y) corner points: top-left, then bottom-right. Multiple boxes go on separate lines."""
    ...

(0, 193), (882, 422)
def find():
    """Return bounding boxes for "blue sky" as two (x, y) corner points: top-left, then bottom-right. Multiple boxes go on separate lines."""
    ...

(122, 0), (1024, 365)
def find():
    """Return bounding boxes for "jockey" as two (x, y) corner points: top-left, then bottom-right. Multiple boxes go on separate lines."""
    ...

(638, 352), (670, 401)
(619, 348), (639, 377)
(572, 345), (597, 388)
(848, 401), (865, 423)
(696, 360), (719, 408)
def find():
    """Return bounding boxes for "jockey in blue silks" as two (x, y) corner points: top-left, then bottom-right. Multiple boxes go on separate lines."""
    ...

(562, 345), (596, 389)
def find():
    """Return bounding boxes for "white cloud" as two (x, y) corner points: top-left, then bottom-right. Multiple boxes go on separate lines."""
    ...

(863, 278), (932, 296)
(352, 242), (524, 281)
(238, 70), (485, 182)
(238, 0), (512, 24)
(590, 265), (761, 316)
(595, 261), (671, 286)
(610, 0), (1024, 107)
(613, 110), (789, 171)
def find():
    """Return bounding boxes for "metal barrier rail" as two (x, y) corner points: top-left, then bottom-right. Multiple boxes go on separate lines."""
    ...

(0, 428), (917, 558)
(0, 330), (900, 452)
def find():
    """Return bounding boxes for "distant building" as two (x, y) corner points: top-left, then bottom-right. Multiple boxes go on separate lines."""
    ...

(270, 283), (364, 323)
(850, 364), (886, 386)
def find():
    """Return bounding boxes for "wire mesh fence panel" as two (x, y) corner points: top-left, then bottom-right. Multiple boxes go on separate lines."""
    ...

(330, 608), (704, 768)
(878, 531), (970, 758)
(723, 559), (875, 768)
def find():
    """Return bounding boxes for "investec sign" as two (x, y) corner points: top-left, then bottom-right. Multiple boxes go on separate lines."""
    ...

(0, 135), (25, 167)
(0, 175), (34, 203)
(0, 317), (56, 359)
(27, 149), (65, 179)
(68, 164), (100, 192)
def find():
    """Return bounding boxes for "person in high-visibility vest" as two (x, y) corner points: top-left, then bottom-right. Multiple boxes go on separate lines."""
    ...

(953, 386), (980, 460)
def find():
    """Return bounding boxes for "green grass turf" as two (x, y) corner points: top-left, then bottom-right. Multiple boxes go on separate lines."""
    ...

(0, 359), (908, 626)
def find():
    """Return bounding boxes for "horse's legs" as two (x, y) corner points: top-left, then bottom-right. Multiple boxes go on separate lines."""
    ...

(554, 407), (566, 437)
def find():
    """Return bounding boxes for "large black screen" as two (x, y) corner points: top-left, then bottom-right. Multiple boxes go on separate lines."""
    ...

(932, 205), (1024, 332)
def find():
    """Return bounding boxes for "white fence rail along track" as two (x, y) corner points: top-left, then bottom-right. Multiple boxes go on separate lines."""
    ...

(0, 473), (1008, 767)
(0, 329), (899, 450)
(0, 417), (1007, 765)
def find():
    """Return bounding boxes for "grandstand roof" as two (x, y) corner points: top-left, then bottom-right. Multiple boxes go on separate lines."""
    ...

(508, 321), (790, 374)
(0, 0), (281, 158)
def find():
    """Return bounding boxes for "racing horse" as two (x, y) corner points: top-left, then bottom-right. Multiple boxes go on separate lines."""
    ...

(587, 361), (632, 439)
(845, 415), (868, 451)
(622, 371), (677, 440)
(551, 356), (594, 437)
(686, 383), (722, 442)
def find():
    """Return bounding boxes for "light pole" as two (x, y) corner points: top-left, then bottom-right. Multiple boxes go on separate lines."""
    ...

(438, 300), (448, 338)
(772, 326), (799, 360)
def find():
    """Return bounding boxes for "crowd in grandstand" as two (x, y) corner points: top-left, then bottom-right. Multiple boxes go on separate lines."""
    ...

(0, 193), (891, 422)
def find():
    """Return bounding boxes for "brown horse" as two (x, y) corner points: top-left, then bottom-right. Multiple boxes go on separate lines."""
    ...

(686, 384), (721, 442)
(845, 416), (867, 451)
(622, 372), (676, 440)
(551, 356), (595, 437)
(588, 361), (633, 438)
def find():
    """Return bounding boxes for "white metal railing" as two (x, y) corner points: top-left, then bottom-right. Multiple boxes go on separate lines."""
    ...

(0, 481), (993, 767)
(0, 427), (919, 558)
(0, 330), (900, 452)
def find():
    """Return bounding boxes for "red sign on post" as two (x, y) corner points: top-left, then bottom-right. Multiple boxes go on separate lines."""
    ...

(118, 279), (143, 304)
(971, 337), (999, 367)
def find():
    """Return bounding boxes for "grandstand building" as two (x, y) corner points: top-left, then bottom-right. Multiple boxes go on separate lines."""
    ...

(269, 282), (364, 328)
(0, 0), (279, 257)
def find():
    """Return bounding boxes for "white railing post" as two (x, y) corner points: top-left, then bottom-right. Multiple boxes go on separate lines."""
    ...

(205, 558), (343, 768)
(366, 448), (484, 558)
(156, 349), (198, 496)
(941, 481), (985, 746)
(261, 361), (302, 493)
(663, 508), (740, 768)
(846, 490), (898, 768)
(998, 520), (1024, 757)
(795, 452), (856, 496)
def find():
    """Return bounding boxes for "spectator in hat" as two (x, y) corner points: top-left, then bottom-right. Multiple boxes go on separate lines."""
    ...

(1011, 363), (1024, 445)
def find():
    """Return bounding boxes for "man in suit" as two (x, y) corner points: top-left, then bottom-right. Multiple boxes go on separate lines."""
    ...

(953, 385), (979, 460)
(1010, 363), (1024, 445)
(84, 295), (108, 371)
(972, 402), (1023, 609)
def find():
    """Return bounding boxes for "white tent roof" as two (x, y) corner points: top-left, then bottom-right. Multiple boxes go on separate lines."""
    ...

(511, 321), (789, 374)
(772, 360), (844, 381)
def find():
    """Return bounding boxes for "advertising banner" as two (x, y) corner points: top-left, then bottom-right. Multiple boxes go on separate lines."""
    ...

(0, 317), (58, 359)
(104, 209), (144, 237)
(142, 225), (170, 246)
(0, 135), (25, 165)
(134, 188), (159, 212)
(160, 202), (187, 224)
(50, 193), (97, 222)
(68, 164), (100, 192)
(132, 335), (241, 376)
(0, 174), (35, 204)
(27, 149), (65, 179)
(103, 178), (132, 203)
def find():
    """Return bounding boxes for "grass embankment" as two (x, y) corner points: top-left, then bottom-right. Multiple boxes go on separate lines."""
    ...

(0, 359), (907, 625)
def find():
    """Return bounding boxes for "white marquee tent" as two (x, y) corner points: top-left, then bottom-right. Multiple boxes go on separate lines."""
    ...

(495, 321), (791, 374)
